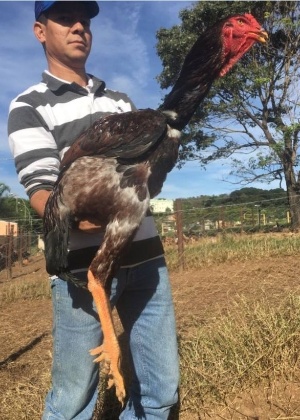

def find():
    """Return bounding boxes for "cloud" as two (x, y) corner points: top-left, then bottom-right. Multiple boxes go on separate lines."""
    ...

(89, 1), (193, 108)
(89, 2), (153, 106)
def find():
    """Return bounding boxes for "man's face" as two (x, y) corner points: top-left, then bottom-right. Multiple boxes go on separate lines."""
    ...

(36, 2), (93, 68)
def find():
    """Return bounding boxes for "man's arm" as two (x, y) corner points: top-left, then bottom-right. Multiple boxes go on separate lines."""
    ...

(31, 189), (103, 233)
(30, 190), (52, 218)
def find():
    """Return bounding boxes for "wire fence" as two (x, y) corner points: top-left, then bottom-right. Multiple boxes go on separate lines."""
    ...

(0, 196), (294, 278)
(153, 197), (294, 272)
(0, 227), (37, 279)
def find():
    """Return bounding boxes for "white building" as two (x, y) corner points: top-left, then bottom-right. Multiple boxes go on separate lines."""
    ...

(150, 199), (174, 214)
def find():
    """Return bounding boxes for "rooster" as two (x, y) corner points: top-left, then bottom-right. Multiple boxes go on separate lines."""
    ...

(43, 13), (268, 404)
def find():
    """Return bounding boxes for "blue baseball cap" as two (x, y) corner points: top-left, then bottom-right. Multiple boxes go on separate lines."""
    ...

(35, 1), (100, 20)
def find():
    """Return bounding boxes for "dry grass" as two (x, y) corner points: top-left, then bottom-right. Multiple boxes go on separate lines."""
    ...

(0, 275), (50, 303)
(166, 231), (300, 271)
(0, 368), (51, 420)
(179, 293), (300, 416)
(1, 234), (300, 419)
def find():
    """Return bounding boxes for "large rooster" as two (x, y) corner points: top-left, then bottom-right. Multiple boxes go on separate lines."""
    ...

(44, 14), (267, 404)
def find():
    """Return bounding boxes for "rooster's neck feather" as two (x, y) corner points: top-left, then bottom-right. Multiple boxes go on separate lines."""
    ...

(160, 24), (224, 130)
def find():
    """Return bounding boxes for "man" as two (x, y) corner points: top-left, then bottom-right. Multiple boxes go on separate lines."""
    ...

(8, 2), (179, 419)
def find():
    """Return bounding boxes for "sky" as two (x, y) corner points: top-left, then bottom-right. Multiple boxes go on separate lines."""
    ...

(0, 0), (280, 201)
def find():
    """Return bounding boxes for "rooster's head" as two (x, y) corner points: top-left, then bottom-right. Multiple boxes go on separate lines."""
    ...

(220, 13), (268, 76)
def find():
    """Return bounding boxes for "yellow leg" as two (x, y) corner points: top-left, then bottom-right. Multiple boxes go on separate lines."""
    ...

(87, 269), (125, 405)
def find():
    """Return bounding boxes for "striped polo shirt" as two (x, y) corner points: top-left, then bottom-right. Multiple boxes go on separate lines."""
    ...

(8, 71), (164, 273)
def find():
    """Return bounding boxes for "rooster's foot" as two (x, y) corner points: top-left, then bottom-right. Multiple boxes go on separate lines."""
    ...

(90, 342), (125, 405)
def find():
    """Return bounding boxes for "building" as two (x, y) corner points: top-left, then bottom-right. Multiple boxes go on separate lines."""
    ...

(0, 220), (18, 236)
(150, 199), (174, 214)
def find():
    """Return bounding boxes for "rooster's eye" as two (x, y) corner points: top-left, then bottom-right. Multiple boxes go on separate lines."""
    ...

(237, 18), (244, 25)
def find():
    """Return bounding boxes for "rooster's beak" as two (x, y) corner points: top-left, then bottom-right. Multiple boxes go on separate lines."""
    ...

(253, 29), (268, 43)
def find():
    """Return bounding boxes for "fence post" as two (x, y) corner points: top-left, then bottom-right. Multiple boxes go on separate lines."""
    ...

(240, 207), (244, 233)
(28, 230), (32, 256)
(7, 225), (14, 279)
(175, 199), (185, 272)
(221, 205), (225, 229)
(17, 228), (22, 266)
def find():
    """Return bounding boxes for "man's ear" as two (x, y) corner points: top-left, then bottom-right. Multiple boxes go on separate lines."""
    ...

(34, 21), (46, 44)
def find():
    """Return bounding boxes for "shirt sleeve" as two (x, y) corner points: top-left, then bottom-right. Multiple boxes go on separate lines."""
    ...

(8, 98), (60, 198)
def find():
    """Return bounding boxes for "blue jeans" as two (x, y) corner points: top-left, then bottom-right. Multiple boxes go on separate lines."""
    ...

(43, 257), (179, 419)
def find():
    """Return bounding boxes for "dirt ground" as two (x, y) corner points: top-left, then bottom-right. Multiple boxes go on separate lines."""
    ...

(0, 254), (300, 419)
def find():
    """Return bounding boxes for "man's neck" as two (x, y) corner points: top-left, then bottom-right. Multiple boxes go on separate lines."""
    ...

(47, 59), (88, 87)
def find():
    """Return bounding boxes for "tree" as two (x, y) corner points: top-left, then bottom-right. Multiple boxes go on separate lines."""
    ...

(0, 182), (11, 217)
(0, 183), (41, 232)
(156, 1), (300, 229)
(0, 182), (10, 198)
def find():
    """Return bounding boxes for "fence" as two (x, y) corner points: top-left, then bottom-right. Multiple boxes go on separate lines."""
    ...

(0, 196), (293, 278)
(0, 227), (34, 279)
(154, 198), (292, 272)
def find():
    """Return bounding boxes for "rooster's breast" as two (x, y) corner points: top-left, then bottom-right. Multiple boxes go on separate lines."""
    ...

(58, 156), (151, 225)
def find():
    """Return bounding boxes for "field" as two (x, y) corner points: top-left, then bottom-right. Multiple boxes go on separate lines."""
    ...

(0, 234), (300, 419)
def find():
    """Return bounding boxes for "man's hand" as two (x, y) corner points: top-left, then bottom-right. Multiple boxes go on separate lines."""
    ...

(78, 220), (104, 234)
(30, 191), (103, 233)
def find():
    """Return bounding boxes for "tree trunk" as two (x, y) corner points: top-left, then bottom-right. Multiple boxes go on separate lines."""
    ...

(284, 163), (300, 230)
(286, 187), (300, 231)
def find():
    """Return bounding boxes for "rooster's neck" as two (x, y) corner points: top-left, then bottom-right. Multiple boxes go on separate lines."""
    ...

(160, 77), (215, 131)
(159, 28), (224, 131)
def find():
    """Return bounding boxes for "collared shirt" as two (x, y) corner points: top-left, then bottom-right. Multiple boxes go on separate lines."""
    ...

(8, 71), (164, 272)
(8, 71), (135, 197)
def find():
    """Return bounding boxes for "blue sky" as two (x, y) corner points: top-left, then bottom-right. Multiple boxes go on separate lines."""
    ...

(0, 0), (280, 200)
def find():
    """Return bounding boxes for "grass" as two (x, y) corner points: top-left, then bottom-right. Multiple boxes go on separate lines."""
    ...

(2, 232), (300, 303)
(1, 233), (300, 418)
(178, 293), (300, 415)
(2, 289), (299, 419)
(0, 275), (50, 303)
(165, 231), (300, 271)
